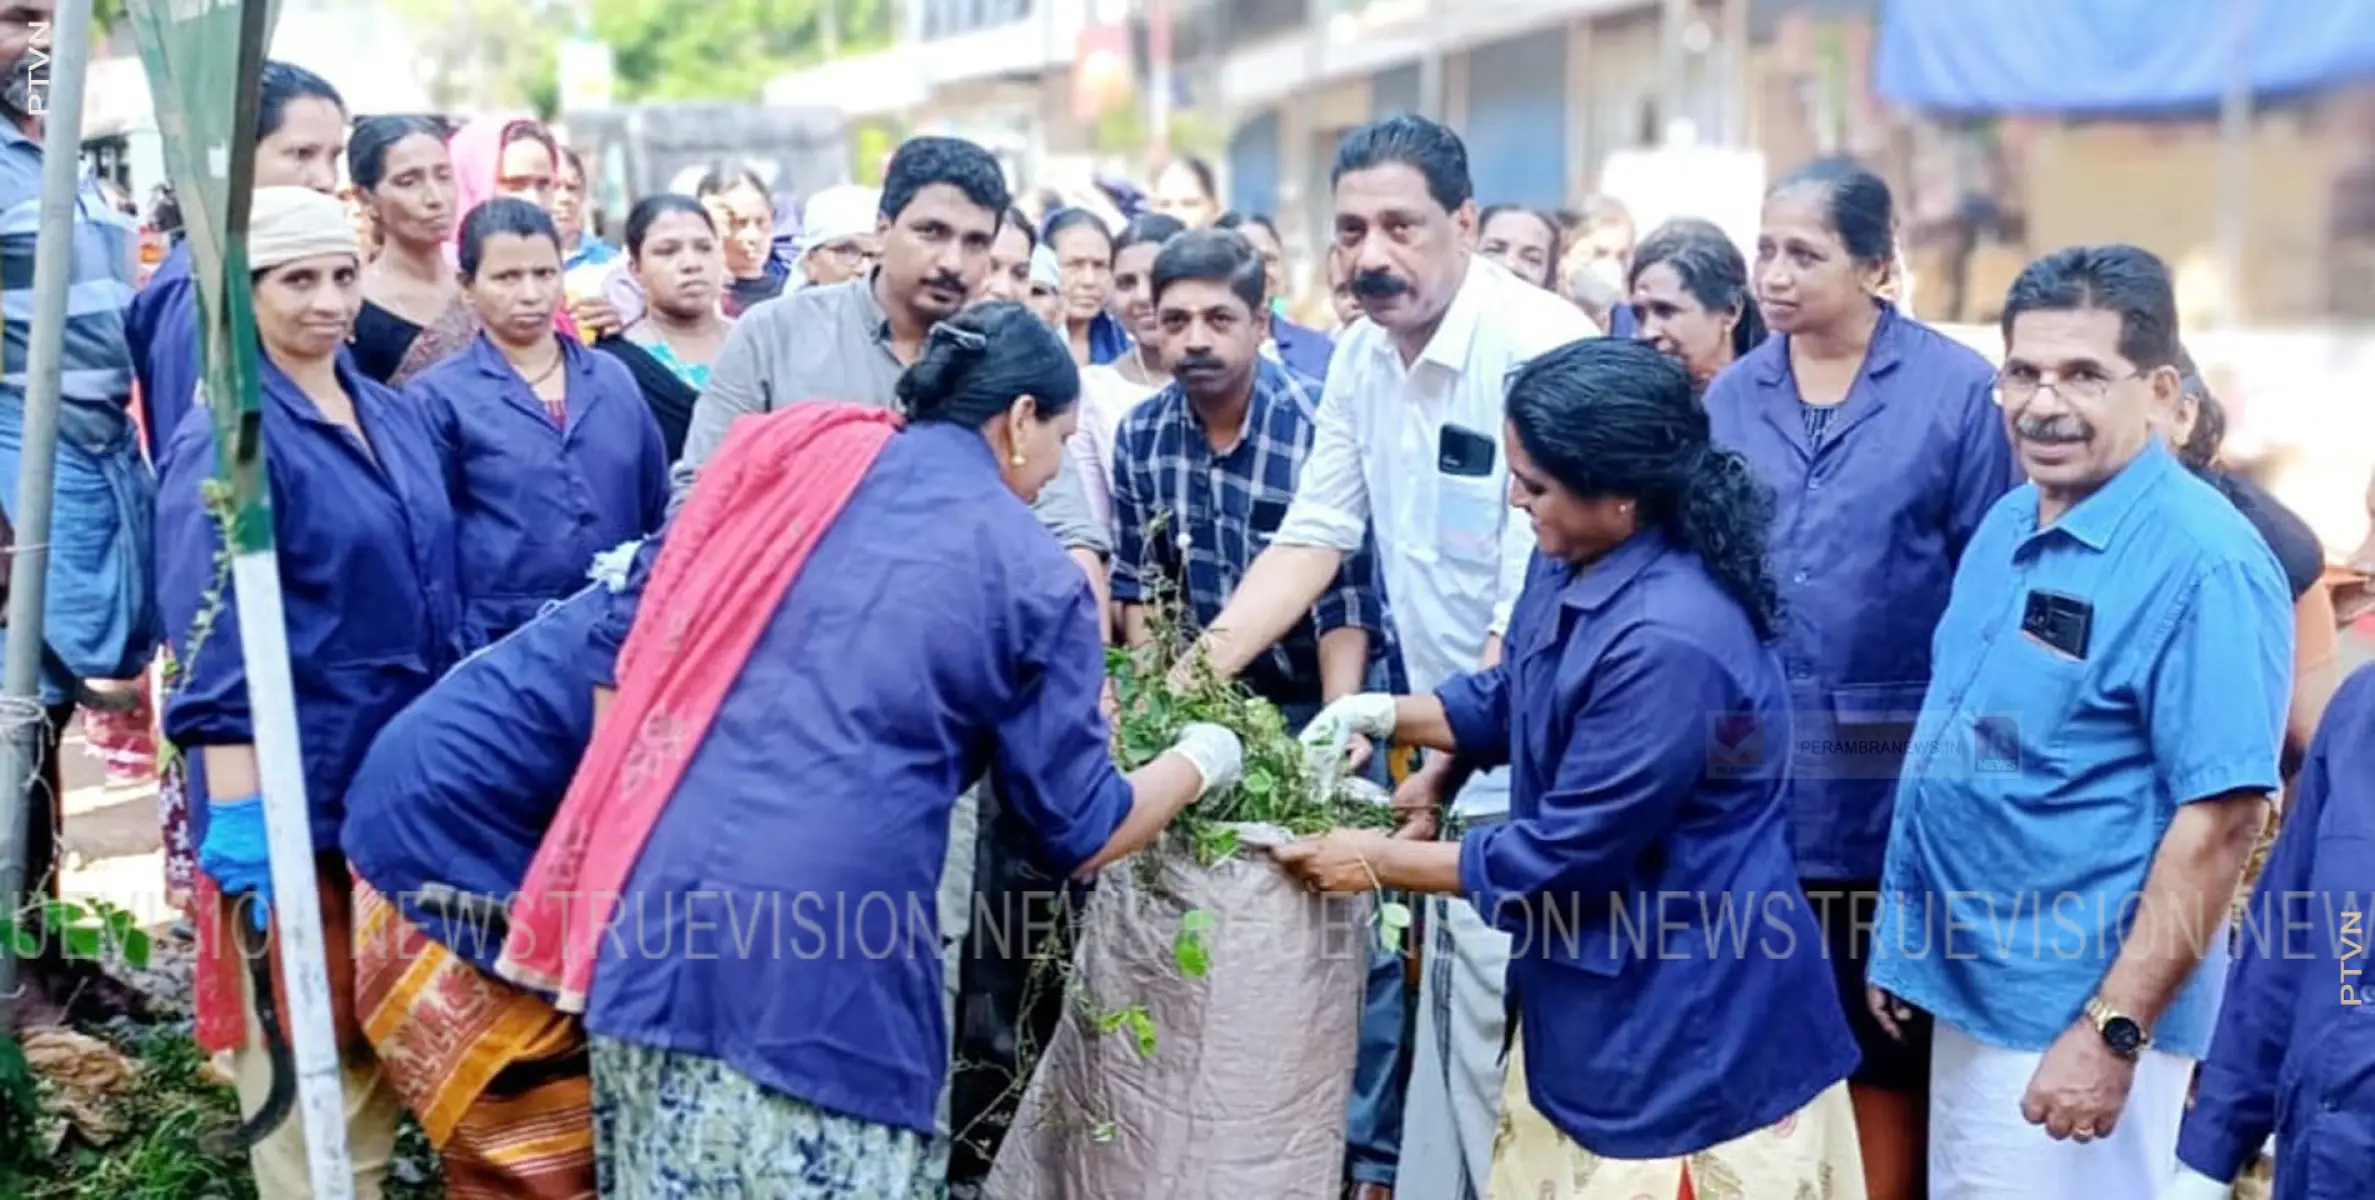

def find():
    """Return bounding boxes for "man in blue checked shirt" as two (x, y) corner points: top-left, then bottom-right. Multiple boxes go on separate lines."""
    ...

(1107, 227), (1407, 1195)
(1110, 227), (1388, 713)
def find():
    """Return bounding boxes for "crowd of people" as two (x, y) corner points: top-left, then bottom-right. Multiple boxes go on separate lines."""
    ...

(4, 6), (2375, 1196)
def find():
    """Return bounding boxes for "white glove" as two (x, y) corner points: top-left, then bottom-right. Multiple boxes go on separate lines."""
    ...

(2154, 1168), (2232, 1200)
(1296, 693), (1398, 778)
(1169, 722), (1243, 798)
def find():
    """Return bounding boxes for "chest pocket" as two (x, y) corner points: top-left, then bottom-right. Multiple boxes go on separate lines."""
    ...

(1435, 472), (1506, 575)
(1965, 630), (2091, 770)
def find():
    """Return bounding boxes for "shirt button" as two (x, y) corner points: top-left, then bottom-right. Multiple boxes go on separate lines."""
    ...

(1792, 570), (1810, 584)
(1807, 477), (1823, 491)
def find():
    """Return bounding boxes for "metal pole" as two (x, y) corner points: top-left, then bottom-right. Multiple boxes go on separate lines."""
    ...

(0, 0), (95, 1026)
(2213, 0), (2257, 330)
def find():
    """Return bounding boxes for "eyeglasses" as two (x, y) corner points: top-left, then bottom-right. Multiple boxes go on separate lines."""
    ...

(817, 241), (878, 266)
(1993, 365), (2148, 405)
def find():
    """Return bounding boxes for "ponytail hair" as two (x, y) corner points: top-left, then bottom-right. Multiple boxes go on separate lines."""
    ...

(1505, 338), (1779, 639)
(896, 300), (1081, 430)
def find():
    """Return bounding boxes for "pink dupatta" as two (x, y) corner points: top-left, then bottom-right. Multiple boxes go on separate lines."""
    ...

(495, 403), (904, 1010)
(446, 115), (580, 340)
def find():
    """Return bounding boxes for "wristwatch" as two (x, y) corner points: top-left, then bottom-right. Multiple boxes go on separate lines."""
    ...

(2084, 996), (2151, 1060)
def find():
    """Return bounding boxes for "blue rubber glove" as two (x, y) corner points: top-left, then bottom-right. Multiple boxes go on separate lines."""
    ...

(199, 795), (273, 933)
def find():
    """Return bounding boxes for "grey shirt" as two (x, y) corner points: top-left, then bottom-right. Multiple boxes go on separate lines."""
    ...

(668, 275), (1109, 554)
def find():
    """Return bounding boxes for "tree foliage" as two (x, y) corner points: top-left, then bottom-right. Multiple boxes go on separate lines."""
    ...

(387, 0), (895, 114)
(590, 0), (896, 104)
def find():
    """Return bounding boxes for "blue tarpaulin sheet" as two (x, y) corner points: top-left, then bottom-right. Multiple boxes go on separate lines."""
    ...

(1876, 0), (2375, 115)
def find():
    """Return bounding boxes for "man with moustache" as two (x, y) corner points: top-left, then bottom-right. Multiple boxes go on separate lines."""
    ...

(669, 135), (1104, 572)
(1177, 114), (1596, 1200)
(1, 0), (163, 1023)
(1867, 245), (2291, 1200)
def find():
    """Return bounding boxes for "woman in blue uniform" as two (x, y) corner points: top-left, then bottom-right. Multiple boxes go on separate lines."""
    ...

(404, 198), (669, 651)
(1284, 338), (1864, 1199)
(1626, 216), (1764, 398)
(1702, 158), (2020, 1199)
(157, 185), (461, 1198)
(495, 301), (1242, 1196)
(342, 543), (645, 1197)
(2161, 661), (2375, 1200)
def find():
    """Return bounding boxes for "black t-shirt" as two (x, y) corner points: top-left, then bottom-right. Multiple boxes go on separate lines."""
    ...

(2207, 468), (2326, 601)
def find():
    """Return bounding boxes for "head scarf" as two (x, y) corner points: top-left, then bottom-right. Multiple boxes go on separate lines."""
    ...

(1029, 243), (1061, 290)
(444, 114), (580, 339)
(250, 186), (359, 271)
(797, 184), (880, 254)
(445, 114), (549, 244)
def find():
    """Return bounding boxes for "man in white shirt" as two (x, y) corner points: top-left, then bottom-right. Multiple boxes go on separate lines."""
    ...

(1180, 113), (1596, 1200)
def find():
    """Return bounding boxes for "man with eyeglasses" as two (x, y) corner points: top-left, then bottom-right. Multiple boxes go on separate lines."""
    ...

(1864, 244), (2292, 1200)
(795, 183), (882, 289)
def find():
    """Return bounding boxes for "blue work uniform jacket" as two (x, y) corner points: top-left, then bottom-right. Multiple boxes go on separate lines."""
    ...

(158, 353), (461, 847)
(2177, 664), (2375, 1200)
(405, 334), (668, 652)
(1704, 305), (2019, 881)
(1439, 532), (1859, 1158)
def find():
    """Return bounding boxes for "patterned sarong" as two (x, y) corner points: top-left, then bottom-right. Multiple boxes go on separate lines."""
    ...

(1488, 1038), (1868, 1200)
(589, 1036), (947, 1199)
(354, 881), (595, 1199)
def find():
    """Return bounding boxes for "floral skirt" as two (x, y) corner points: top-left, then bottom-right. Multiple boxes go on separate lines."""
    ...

(1489, 1038), (1867, 1200)
(590, 1037), (947, 1199)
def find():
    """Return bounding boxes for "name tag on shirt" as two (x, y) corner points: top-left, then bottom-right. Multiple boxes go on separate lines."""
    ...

(2021, 589), (2094, 661)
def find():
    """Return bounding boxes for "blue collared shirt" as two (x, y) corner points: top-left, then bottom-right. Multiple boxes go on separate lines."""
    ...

(159, 353), (461, 847)
(1110, 359), (1388, 707)
(1437, 533), (1858, 1158)
(2177, 664), (2375, 1200)
(1869, 440), (2292, 1058)
(405, 334), (669, 651)
(343, 579), (625, 981)
(1705, 305), (2019, 880)
(585, 421), (1135, 1136)
(1, 120), (156, 701)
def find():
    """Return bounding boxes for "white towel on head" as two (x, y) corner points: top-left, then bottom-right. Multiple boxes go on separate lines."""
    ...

(798, 184), (880, 253)
(249, 186), (359, 270)
(1029, 243), (1061, 289)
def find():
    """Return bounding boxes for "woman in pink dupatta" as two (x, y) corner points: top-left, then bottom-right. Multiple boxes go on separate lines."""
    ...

(446, 114), (582, 342)
(496, 302), (1242, 1196)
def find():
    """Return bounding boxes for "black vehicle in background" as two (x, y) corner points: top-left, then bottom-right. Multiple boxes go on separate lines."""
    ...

(559, 103), (852, 243)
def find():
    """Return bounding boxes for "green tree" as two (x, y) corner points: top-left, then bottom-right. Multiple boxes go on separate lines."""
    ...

(590, 0), (896, 103)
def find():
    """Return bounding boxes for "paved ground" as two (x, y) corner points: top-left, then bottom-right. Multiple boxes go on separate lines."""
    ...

(54, 717), (177, 932)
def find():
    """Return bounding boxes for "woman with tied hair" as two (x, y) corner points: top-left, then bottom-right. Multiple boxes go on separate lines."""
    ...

(404, 197), (668, 654)
(494, 301), (1244, 1194)
(348, 114), (477, 386)
(1627, 216), (1766, 397)
(594, 194), (736, 461)
(156, 185), (462, 1196)
(1281, 338), (1865, 1199)
(1705, 157), (2019, 1200)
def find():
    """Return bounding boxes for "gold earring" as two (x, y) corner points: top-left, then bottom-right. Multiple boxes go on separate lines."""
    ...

(1010, 449), (1027, 467)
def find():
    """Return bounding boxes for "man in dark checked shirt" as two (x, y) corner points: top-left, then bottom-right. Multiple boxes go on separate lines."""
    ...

(1110, 226), (1390, 719)
(1108, 229), (1409, 1198)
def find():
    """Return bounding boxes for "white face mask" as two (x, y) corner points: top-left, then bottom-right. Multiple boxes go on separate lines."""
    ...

(1583, 256), (1626, 293)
